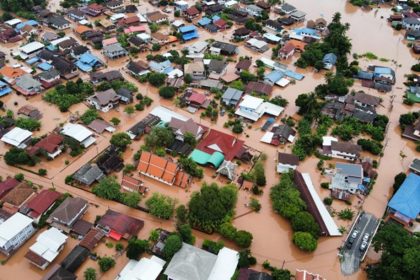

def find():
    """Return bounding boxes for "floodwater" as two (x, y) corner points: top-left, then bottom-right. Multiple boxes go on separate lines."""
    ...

(0, 0), (419, 279)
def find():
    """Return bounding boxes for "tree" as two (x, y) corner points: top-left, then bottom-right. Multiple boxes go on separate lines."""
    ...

(237, 249), (257, 268)
(253, 161), (266, 186)
(292, 232), (317, 252)
(291, 211), (320, 238)
(145, 126), (175, 149)
(176, 205), (188, 225)
(234, 230), (253, 248)
(38, 168), (47, 176)
(14, 173), (24, 181)
(399, 112), (417, 130)
(178, 157), (203, 178)
(84, 268), (96, 280)
(98, 256), (116, 272)
(120, 191), (141, 208)
(146, 193), (176, 219)
(178, 224), (194, 244)
(163, 234), (182, 260)
(110, 132), (132, 151)
(110, 117), (121, 126)
(148, 73), (166, 87)
(80, 109), (98, 125)
(393, 172), (406, 193)
(159, 86), (176, 99)
(4, 148), (36, 166)
(338, 208), (354, 220)
(272, 269), (292, 280)
(124, 105), (135, 116)
(152, 43), (161, 51)
(239, 71), (257, 83)
(183, 132), (197, 147)
(184, 74), (192, 84)
(15, 118), (41, 131)
(92, 176), (121, 201)
(126, 238), (149, 260)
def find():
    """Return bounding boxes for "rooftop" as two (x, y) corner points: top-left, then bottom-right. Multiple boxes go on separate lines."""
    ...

(388, 173), (420, 219)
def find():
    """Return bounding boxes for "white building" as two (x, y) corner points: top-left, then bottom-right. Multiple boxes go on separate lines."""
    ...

(61, 123), (96, 148)
(331, 163), (363, 194)
(322, 136), (361, 161)
(116, 256), (166, 280)
(19, 41), (45, 59)
(277, 152), (299, 173)
(25, 227), (68, 270)
(0, 213), (35, 256)
(1, 127), (33, 148)
(235, 95), (283, 122)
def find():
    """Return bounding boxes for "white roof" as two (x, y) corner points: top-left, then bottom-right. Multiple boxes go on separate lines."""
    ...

(137, 33), (151, 40)
(276, 78), (290, 87)
(239, 95), (264, 110)
(168, 68), (184, 79)
(0, 213), (33, 247)
(79, 19), (90, 25)
(29, 228), (67, 262)
(1, 127), (32, 148)
(150, 106), (188, 123)
(19, 41), (44, 54)
(137, 14), (148, 23)
(61, 123), (94, 142)
(208, 248), (239, 280)
(50, 36), (71, 46)
(225, 0), (238, 6)
(110, 13), (125, 21)
(322, 136), (338, 146)
(175, 0), (188, 5)
(172, 20), (184, 27)
(260, 102), (284, 116)
(260, 132), (274, 143)
(116, 256), (166, 280)
(301, 173), (342, 236)
(5, 18), (22, 26)
(263, 33), (281, 42)
(247, 38), (267, 49)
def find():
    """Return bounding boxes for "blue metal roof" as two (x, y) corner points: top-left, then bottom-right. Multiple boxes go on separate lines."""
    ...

(75, 60), (93, 72)
(283, 70), (304, 81)
(26, 56), (39, 65)
(264, 70), (284, 83)
(388, 173), (420, 219)
(198, 17), (211, 26)
(374, 66), (392, 75)
(212, 15), (221, 22)
(0, 81), (12, 97)
(38, 62), (52, 71)
(294, 27), (318, 36)
(357, 70), (373, 80)
(182, 31), (199, 41)
(179, 25), (197, 33)
(79, 52), (98, 65)
(323, 53), (337, 64)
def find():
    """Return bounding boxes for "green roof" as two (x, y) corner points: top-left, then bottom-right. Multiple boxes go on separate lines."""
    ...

(189, 149), (224, 168)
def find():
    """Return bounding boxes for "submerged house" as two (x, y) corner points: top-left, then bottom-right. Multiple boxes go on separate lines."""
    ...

(235, 95), (283, 122)
(47, 197), (88, 233)
(322, 136), (361, 161)
(330, 163), (363, 194)
(0, 212), (36, 256)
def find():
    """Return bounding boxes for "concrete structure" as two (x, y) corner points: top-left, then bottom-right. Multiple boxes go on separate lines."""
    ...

(61, 123), (96, 148)
(0, 212), (35, 256)
(235, 95), (284, 121)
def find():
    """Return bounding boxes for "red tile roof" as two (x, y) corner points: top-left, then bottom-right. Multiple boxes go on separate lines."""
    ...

(196, 129), (244, 161)
(185, 6), (200, 16)
(0, 177), (20, 199)
(97, 209), (144, 240)
(27, 133), (64, 156)
(279, 42), (295, 54)
(137, 151), (180, 185)
(214, 19), (227, 28)
(188, 92), (207, 105)
(25, 189), (61, 219)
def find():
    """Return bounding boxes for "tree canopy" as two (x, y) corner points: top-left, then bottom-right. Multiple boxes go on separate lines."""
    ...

(145, 126), (175, 150)
(163, 234), (183, 260)
(146, 193), (176, 220)
(292, 232), (318, 252)
(110, 132), (132, 151)
(126, 238), (149, 260)
(92, 176), (121, 201)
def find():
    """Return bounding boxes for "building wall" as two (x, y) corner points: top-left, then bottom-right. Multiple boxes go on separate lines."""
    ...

(0, 223), (35, 255)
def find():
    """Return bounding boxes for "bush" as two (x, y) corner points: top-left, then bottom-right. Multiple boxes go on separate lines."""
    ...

(38, 169), (47, 176)
(110, 117), (120, 126)
(202, 239), (224, 254)
(238, 249), (257, 268)
(148, 73), (166, 87)
(146, 193), (175, 219)
(178, 224), (195, 244)
(292, 232), (318, 252)
(159, 86), (176, 99)
(92, 176), (121, 201)
(234, 230), (253, 248)
(80, 109), (98, 125)
(98, 257), (115, 272)
(110, 132), (132, 151)
(14, 173), (24, 181)
(291, 211), (320, 238)
(176, 205), (188, 225)
(321, 182), (330, 189)
(249, 198), (261, 212)
(163, 234), (182, 260)
(323, 197), (333, 205)
(393, 172), (406, 193)
(357, 139), (382, 155)
(338, 208), (354, 220)
(43, 80), (93, 112)
(84, 268), (96, 280)
(5, 148), (36, 166)
(15, 118), (41, 131)
(126, 238), (149, 260)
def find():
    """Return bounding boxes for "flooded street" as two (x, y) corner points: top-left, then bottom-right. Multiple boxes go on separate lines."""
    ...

(0, 0), (419, 279)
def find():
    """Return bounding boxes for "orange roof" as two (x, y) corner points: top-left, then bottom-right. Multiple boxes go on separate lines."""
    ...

(0, 66), (25, 79)
(74, 25), (92, 35)
(288, 39), (307, 51)
(295, 269), (324, 280)
(174, 171), (190, 188)
(137, 151), (180, 185)
(138, 152), (151, 173)
(168, 36), (178, 43)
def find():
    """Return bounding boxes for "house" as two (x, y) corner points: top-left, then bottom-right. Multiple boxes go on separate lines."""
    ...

(207, 59), (227, 75)
(25, 227), (67, 270)
(103, 43), (128, 59)
(331, 163), (363, 194)
(152, 32), (170, 45)
(60, 245), (89, 273)
(276, 3), (296, 14)
(214, 19), (227, 30)
(246, 4), (263, 17)
(97, 209), (144, 240)
(149, 60), (173, 74)
(185, 90), (210, 109)
(48, 15), (71, 30)
(96, 146), (123, 174)
(406, 29), (420, 41)
(211, 41), (238, 55)
(67, 9), (85, 21)
(184, 61), (206, 80)
(289, 27), (320, 41)
(14, 74), (42, 96)
(265, 19), (283, 33)
(1, 127), (32, 148)
(290, 10), (306, 22)
(373, 66), (395, 84)
(277, 152), (299, 173)
(116, 88), (133, 104)
(0, 80), (12, 96)
(19, 41), (45, 59)
(235, 95), (284, 122)
(387, 173), (420, 228)
(164, 243), (239, 280)
(20, 190), (61, 222)
(79, 228), (104, 251)
(186, 41), (208, 55)
(146, 11), (168, 24)
(0, 178), (20, 200)
(0, 65), (26, 84)
(88, 119), (115, 134)
(106, 0), (124, 12)
(322, 136), (361, 161)
(179, 25), (199, 41)
(169, 118), (207, 141)
(37, 68), (60, 89)
(0, 212), (36, 256)
(27, 133), (64, 159)
(222, 87), (243, 106)
(116, 256), (166, 280)
(260, 124), (296, 146)
(137, 151), (191, 187)
(90, 70), (123, 84)
(402, 17), (420, 31)
(73, 163), (105, 186)
(348, 91), (381, 108)
(323, 53), (337, 70)
(175, 0), (189, 11)
(61, 123), (96, 148)
(245, 38), (269, 53)
(118, 15), (140, 27)
(126, 60), (150, 77)
(126, 114), (160, 140)
(294, 171), (341, 236)
(235, 59), (251, 74)
(245, 81), (273, 95)
(87, 88), (120, 112)
(185, 6), (200, 19)
(233, 27), (250, 40)
(75, 52), (103, 72)
(279, 42), (295, 59)
(263, 32), (282, 44)
(51, 56), (79, 80)
(409, 158), (420, 174)
(47, 197), (88, 233)
(295, 269), (325, 280)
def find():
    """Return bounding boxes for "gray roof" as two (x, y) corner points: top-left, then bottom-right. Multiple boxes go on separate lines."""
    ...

(73, 163), (104, 185)
(15, 74), (42, 90)
(223, 87), (243, 101)
(103, 43), (127, 54)
(164, 243), (217, 280)
(38, 68), (60, 80)
(410, 159), (420, 172)
(280, 3), (296, 12)
(208, 59), (226, 73)
(48, 15), (70, 27)
(336, 163), (363, 178)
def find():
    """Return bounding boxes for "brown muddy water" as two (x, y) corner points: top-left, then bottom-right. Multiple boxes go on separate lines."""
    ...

(0, 0), (419, 279)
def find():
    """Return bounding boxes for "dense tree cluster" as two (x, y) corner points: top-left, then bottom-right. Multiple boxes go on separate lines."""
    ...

(4, 148), (37, 166)
(163, 234), (183, 260)
(219, 222), (254, 248)
(80, 109), (99, 125)
(110, 132), (132, 151)
(178, 157), (203, 178)
(145, 193), (176, 220)
(126, 238), (149, 260)
(92, 176), (140, 208)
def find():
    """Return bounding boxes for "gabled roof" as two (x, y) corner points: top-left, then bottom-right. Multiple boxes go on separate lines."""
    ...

(90, 88), (120, 106)
(388, 173), (420, 219)
(97, 209), (144, 239)
(169, 118), (205, 137)
(23, 190), (61, 219)
(0, 212), (33, 247)
(1, 181), (34, 208)
(60, 245), (89, 273)
(278, 152), (299, 166)
(48, 197), (88, 226)
(245, 81), (273, 95)
(196, 129), (244, 161)
(0, 178), (20, 199)
(73, 163), (104, 185)
(27, 133), (64, 156)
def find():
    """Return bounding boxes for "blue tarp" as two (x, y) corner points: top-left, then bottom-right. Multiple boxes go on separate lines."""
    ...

(26, 56), (39, 65)
(388, 173), (420, 219)
(198, 17), (211, 26)
(212, 15), (221, 22)
(357, 70), (373, 80)
(38, 62), (52, 71)
(182, 32), (198, 41)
